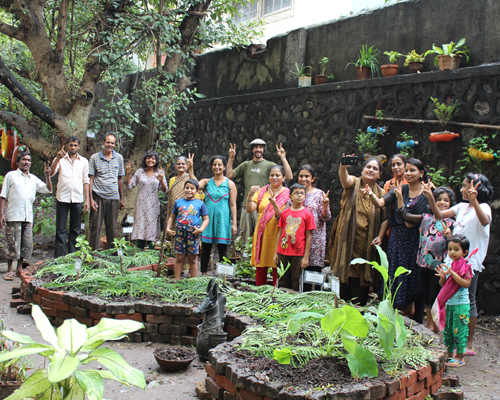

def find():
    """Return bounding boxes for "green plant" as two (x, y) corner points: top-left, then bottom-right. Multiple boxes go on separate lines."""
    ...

(426, 167), (447, 187)
(319, 57), (329, 75)
(327, 74), (335, 80)
(33, 196), (55, 236)
(383, 51), (403, 64)
(74, 236), (93, 263)
(404, 50), (427, 66)
(346, 45), (381, 77)
(431, 97), (460, 126)
(290, 63), (312, 77)
(356, 129), (381, 154)
(428, 38), (470, 67)
(375, 109), (385, 119)
(398, 132), (416, 158)
(0, 320), (31, 383)
(0, 305), (145, 399)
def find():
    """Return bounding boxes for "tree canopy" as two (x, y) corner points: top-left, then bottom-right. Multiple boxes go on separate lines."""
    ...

(0, 0), (260, 160)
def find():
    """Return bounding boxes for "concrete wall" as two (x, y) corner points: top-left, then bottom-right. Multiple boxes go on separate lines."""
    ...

(195, 0), (500, 98)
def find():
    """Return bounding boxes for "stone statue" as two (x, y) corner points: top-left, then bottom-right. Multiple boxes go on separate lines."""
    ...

(192, 278), (227, 360)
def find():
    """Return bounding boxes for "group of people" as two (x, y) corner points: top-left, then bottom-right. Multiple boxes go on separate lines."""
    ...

(331, 153), (493, 367)
(0, 134), (493, 366)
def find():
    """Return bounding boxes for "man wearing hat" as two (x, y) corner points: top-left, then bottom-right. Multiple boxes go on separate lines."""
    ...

(227, 139), (292, 246)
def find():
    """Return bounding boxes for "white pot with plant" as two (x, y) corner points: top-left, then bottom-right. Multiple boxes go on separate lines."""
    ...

(290, 63), (312, 87)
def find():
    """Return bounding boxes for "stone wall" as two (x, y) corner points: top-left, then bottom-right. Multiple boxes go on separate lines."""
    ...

(177, 64), (500, 315)
(195, 0), (500, 97)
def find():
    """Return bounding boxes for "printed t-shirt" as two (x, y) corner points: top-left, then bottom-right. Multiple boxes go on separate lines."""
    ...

(233, 160), (276, 203)
(172, 198), (208, 229)
(444, 259), (473, 306)
(448, 202), (491, 272)
(277, 207), (316, 256)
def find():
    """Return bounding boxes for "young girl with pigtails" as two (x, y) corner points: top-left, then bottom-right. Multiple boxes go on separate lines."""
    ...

(422, 172), (493, 357)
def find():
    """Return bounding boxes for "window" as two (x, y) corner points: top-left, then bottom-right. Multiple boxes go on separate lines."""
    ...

(263, 0), (292, 16)
(234, 2), (258, 24)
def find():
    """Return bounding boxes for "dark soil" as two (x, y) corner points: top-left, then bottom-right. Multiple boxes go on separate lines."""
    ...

(231, 349), (390, 389)
(154, 347), (195, 361)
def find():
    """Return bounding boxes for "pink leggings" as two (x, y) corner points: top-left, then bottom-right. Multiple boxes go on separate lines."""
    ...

(255, 267), (278, 286)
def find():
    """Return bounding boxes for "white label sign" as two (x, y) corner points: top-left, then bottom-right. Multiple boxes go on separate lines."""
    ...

(117, 249), (123, 256)
(81, 223), (86, 230)
(216, 263), (235, 276)
(122, 226), (133, 234)
(304, 271), (325, 284)
(75, 259), (82, 272)
(86, 130), (95, 138)
(331, 277), (340, 297)
(126, 215), (134, 224)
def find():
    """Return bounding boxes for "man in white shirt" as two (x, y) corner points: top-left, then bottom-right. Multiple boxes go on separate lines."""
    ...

(0, 152), (52, 280)
(50, 136), (90, 258)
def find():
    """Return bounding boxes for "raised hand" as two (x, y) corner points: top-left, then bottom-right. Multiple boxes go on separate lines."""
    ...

(360, 184), (373, 197)
(442, 223), (452, 238)
(43, 161), (51, 176)
(434, 264), (448, 279)
(268, 187), (278, 207)
(248, 185), (260, 198)
(56, 145), (66, 160)
(394, 180), (403, 200)
(228, 143), (236, 159)
(187, 153), (194, 170)
(157, 169), (165, 182)
(276, 143), (286, 158)
(125, 160), (134, 174)
(322, 190), (330, 207)
(371, 236), (382, 247)
(468, 180), (480, 202)
(422, 181), (433, 199)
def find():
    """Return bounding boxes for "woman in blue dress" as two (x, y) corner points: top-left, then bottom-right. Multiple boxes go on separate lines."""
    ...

(188, 154), (238, 274)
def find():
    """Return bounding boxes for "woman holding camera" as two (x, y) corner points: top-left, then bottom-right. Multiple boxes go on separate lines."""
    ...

(328, 156), (388, 306)
(362, 158), (430, 319)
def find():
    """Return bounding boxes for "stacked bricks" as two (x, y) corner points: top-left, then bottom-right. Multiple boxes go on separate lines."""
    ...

(203, 337), (449, 400)
(19, 270), (254, 345)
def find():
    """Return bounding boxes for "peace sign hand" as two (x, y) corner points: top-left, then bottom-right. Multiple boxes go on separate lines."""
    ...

(422, 181), (433, 200)
(360, 184), (373, 197)
(268, 187), (278, 207)
(43, 161), (51, 176)
(187, 153), (194, 170)
(322, 190), (330, 206)
(56, 145), (66, 160)
(276, 143), (286, 159)
(228, 143), (236, 160)
(394, 180), (403, 200)
(468, 180), (481, 202)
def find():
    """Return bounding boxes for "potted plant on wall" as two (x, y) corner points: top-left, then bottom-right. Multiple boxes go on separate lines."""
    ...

(404, 50), (427, 73)
(428, 38), (470, 70)
(290, 63), (312, 87)
(381, 51), (403, 77)
(315, 57), (331, 85)
(346, 45), (381, 80)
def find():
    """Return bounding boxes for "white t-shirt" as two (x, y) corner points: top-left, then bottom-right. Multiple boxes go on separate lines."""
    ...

(448, 202), (491, 272)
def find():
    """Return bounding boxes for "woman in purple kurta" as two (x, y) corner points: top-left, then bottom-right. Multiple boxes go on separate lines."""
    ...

(125, 150), (168, 249)
(295, 165), (331, 290)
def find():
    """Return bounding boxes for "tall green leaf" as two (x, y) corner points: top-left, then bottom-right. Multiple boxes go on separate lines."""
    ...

(321, 308), (346, 334)
(341, 306), (368, 337)
(377, 315), (395, 357)
(395, 314), (408, 347)
(394, 266), (410, 279)
(75, 370), (104, 400)
(62, 376), (85, 400)
(89, 348), (146, 389)
(82, 319), (144, 351)
(374, 244), (389, 270)
(47, 353), (81, 383)
(340, 332), (356, 355)
(57, 319), (88, 355)
(32, 305), (62, 351)
(1, 331), (36, 344)
(346, 345), (378, 378)
(0, 345), (54, 363)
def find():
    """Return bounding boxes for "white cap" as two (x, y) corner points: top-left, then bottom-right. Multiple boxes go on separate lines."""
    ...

(249, 138), (266, 146)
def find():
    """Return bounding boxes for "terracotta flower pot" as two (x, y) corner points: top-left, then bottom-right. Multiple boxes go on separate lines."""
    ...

(314, 75), (327, 84)
(381, 64), (399, 77)
(437, 55), (461, 71)
(409, 62), (424, 73)
(355, 66), (370, 80)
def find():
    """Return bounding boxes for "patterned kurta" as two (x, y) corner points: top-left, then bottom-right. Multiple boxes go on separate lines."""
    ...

(128, 168), (167, 241)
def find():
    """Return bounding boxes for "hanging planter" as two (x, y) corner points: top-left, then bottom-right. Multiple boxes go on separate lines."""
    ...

(1, 127), (18, 160)
(397, 140), (419, 151)
(429, 132), (459, 142)
(468, 148), (496, 161)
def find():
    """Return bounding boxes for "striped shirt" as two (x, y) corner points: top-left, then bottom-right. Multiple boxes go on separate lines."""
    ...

(89, 150), (125, 200)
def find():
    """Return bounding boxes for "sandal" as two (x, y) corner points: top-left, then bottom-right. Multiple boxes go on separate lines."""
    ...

(465, 350), (476, 356)
(15, 270), (21, 277)
(3, 274), (13, 281)
(447, 359), (466, 367)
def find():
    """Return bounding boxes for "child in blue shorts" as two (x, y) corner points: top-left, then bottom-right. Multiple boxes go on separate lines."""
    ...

(166, 179), (209, 279)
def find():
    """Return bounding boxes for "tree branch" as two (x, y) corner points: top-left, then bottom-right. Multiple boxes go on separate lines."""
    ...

(55, 0), (70, 64)
(0, 111), (59, 160)
(0, 55), (66, 132)
(0, 20), (19, 39)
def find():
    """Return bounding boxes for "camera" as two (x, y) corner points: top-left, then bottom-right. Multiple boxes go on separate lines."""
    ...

(341, 155), (358, 165)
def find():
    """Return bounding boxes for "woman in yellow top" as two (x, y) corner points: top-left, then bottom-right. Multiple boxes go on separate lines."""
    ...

(246, 165), (289, 286)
